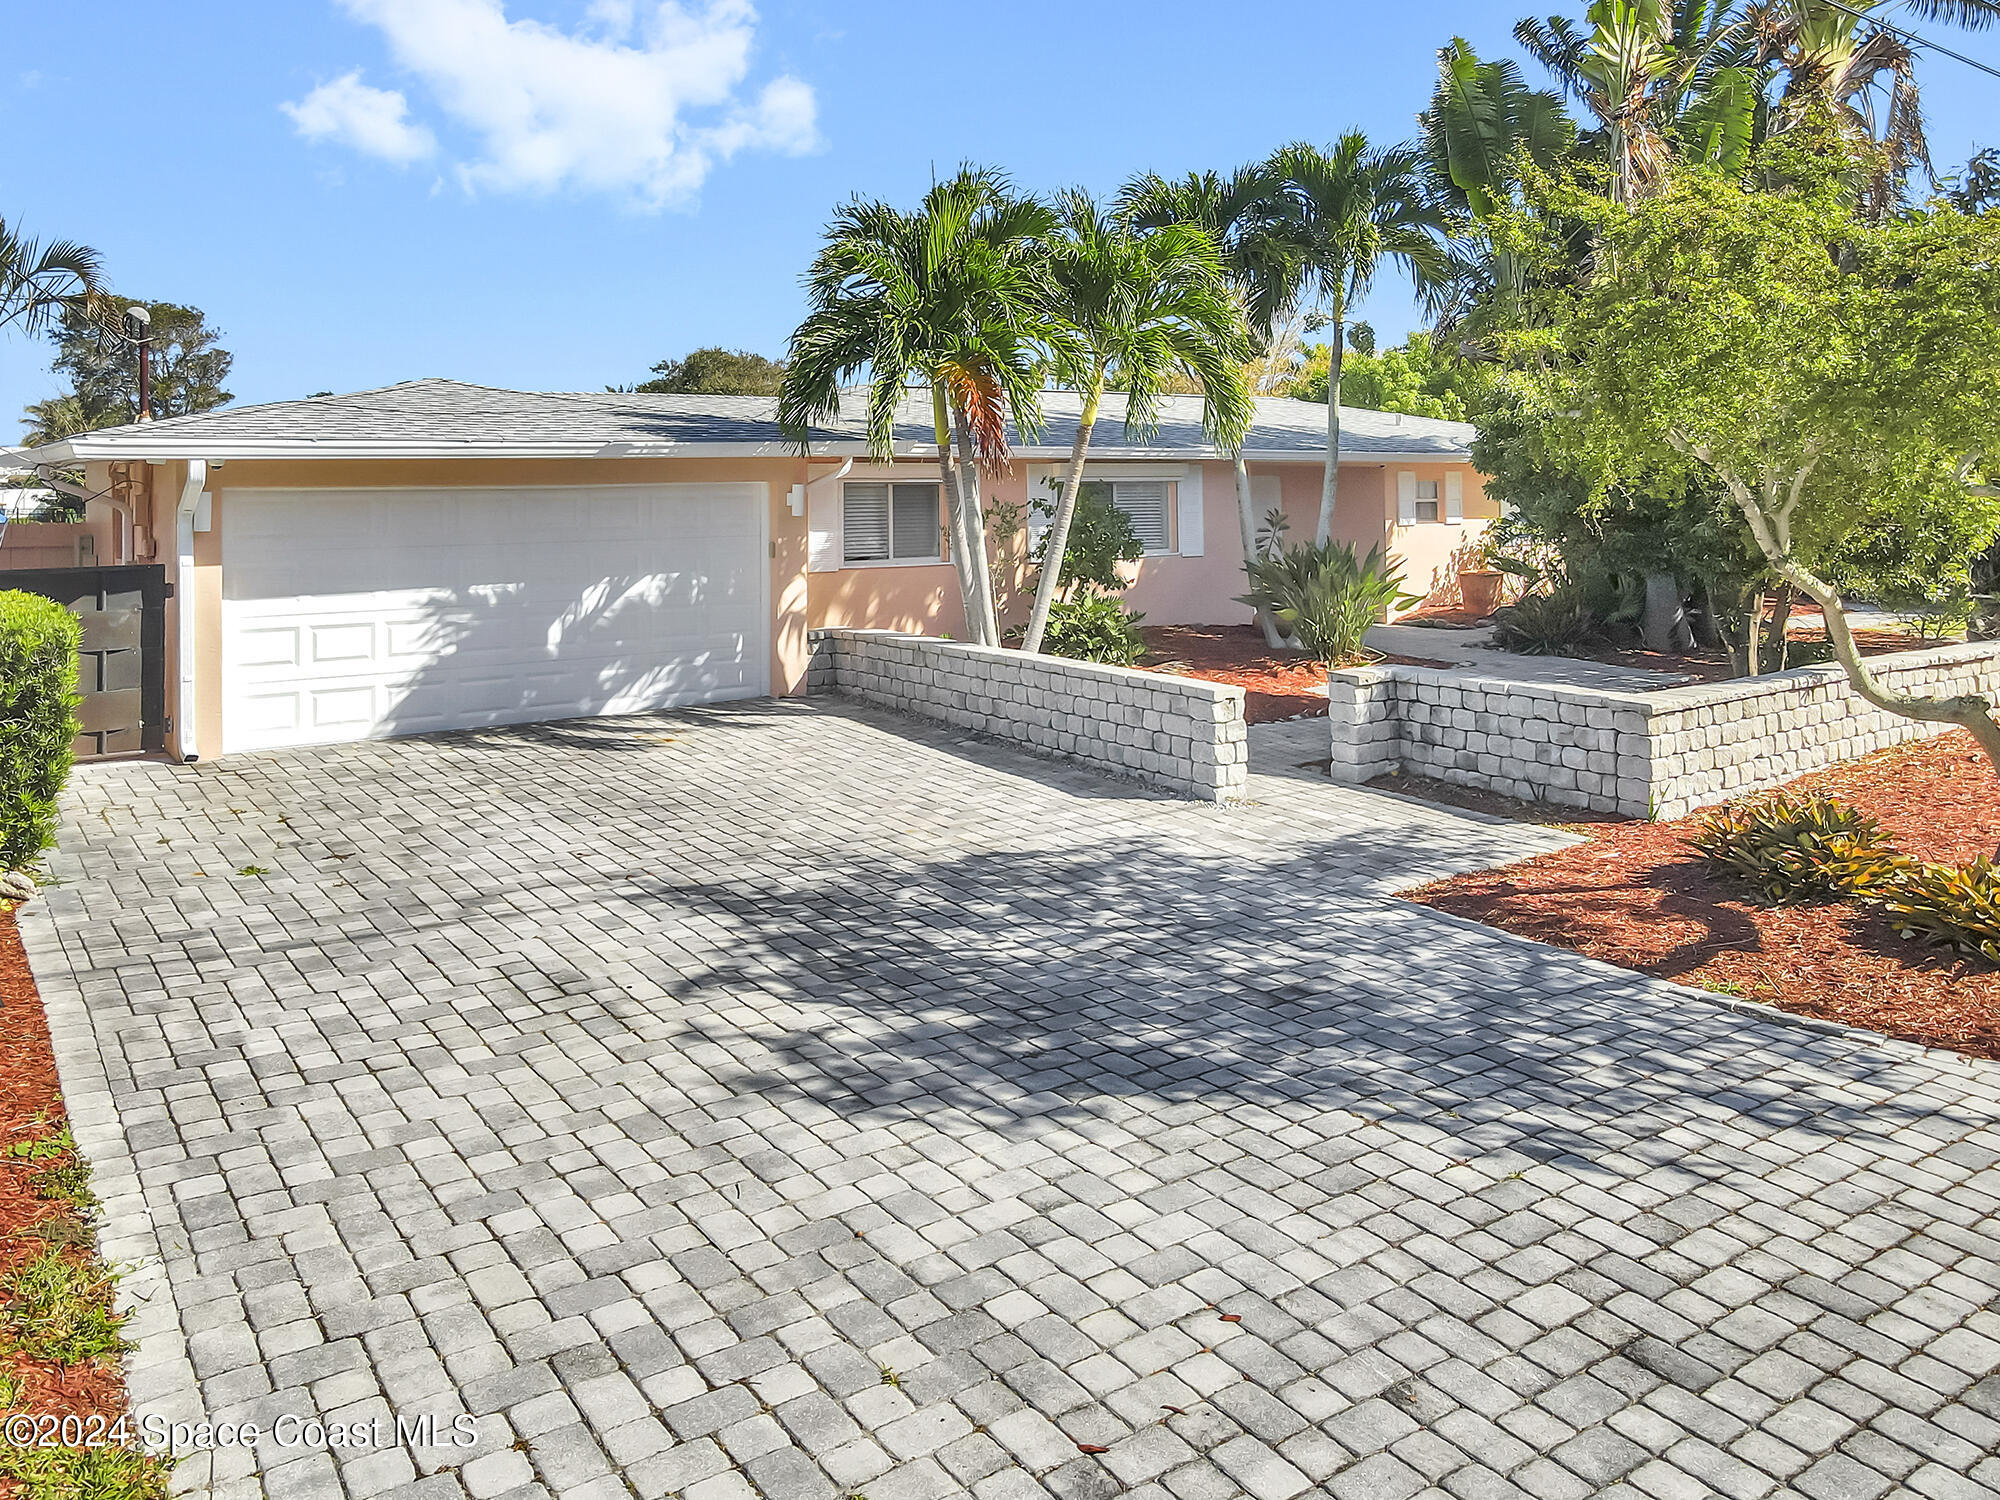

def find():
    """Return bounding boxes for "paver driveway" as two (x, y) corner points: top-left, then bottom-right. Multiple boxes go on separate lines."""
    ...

(21, 700), (2000, 1500)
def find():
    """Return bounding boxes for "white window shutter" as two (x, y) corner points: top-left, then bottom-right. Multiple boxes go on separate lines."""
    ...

(1445, 471), (1464, 523)
(808, 478), (841, 572)
(1397, 470), (1418, 525)
(1175, 468), (1203, 556)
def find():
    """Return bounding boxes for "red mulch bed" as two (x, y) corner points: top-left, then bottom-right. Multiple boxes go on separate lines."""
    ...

(1138, 624), (1451, 724)
(1405, 731), (2000, 1059)
(0, 908), (131, 1423)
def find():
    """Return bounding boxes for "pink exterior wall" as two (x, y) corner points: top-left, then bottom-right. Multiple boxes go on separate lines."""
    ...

(807, 457), (1494, 635)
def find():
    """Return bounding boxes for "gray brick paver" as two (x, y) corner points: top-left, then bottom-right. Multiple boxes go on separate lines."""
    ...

(21, 700), (2000, 1500)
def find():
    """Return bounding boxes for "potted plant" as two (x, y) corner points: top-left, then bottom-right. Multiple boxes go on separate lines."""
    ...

(1457, 537), (1506, 618)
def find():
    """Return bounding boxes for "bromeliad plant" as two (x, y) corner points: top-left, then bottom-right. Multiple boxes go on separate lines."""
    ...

(1689, 790), (2000, 964)
(1686, 794), (1903, 905)
(1237, 540), (1413, 668)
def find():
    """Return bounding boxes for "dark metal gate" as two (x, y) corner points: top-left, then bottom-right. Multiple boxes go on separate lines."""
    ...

(2, 566), (168, 758)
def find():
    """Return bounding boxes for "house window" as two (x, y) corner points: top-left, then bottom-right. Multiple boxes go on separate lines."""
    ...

(1081, 479), (1174, 554)
(1414, 479), (1440, 523)
(843, 481), (942, 564)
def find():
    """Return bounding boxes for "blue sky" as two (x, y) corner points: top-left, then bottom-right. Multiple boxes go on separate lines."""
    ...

(4, 1), (1995, 433)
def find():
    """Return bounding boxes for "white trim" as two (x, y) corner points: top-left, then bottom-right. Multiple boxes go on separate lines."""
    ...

(1176, 466), (1203, 558)
(173, 460), (206, 761)
(40, 438), (1471, 465)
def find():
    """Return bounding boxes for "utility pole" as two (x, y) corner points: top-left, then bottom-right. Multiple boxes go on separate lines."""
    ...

(126, 304), (153, 422)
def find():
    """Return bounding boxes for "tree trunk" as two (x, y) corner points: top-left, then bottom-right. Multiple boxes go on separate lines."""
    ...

(1713, 456), (2000, 779)
(949, 402), (1001, 647)
(1640, 571), (1691, 654)
(1315, 319), (1346, 546)
(933, 386), (983, 642)
(1235, 454), (1286, 647)
(1021, 386), (1100, 655)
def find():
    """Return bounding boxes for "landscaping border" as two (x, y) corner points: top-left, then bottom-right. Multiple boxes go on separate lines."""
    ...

(1329, 639), (2000, 819)
(808, 628), (1249, 801)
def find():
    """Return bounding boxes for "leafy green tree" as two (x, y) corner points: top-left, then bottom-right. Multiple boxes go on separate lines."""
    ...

(1119, 163), (1304, 646)
(1281, 333), (1494, 421)
(780, 168), (1054, 646)
(627, 347), (786, 395)
(1021, 192), (1252, 654)
(0, 219), (100, 339)
(1266, 136), (1452, 544)
(51, 297), (232, 424)
(1508, 143), (2000, 772)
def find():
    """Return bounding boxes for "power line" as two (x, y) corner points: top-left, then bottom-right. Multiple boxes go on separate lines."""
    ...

(1816, 0), (2000, 84)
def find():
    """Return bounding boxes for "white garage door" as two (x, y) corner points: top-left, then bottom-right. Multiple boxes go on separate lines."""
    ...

(221, 484), (768, 754)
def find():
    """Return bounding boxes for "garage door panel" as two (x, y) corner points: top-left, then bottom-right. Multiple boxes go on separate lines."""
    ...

(222, 484), (768, 753)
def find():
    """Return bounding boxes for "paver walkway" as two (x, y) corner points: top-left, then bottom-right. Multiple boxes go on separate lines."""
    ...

(21, 699), (2000, 1500)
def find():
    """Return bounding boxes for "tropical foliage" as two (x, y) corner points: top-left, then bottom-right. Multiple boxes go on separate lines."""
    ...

(1238, 541), (1412, 667)
(1020, 190), (1251, 654)
(1038, 592), (1149, 667)
(780, 167), (1053, 647)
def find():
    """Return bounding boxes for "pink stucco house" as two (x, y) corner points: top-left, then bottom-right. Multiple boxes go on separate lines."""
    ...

(4, 379), (1495, 760)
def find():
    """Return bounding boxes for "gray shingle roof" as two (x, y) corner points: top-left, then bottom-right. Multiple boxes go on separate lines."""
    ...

(13, 377), (1473, 464)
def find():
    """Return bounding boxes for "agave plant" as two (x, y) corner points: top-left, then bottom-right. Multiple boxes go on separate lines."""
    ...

(1237, 540), (1413, 667)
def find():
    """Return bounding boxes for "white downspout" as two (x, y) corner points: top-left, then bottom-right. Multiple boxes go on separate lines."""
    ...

(173, 461), (206, 762)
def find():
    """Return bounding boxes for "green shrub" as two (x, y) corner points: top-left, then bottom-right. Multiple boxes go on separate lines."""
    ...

(1686, 794), (1904, 905)
(1039, 593), (1147, 666)
(1237, 540), (1411, 667)
(1877, 857), (2000, 964)
(0, 591), (82, 870)
(1489, 588), (1598, 655)
(1033, 484), (1144, 595)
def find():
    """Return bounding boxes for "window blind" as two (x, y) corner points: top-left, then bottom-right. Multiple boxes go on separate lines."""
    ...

(1110, 480), (1171, 552)
(842, 483), (891, 563)
(891, 484), (941, 560)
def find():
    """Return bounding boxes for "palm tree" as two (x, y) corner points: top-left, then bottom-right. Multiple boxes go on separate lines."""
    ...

(1119, 165), (1302, 644)
(1745, 0), (2000, 210)
(1266, 136), (1452, 545)
(779, 168), (1053, 646)
(20, 393), (108, 447)
(1019, 192), (1253, 654)
(1421, 37), (1577, 220)
(0, 218), (101, 338)
(1516, 0), (1756, 202)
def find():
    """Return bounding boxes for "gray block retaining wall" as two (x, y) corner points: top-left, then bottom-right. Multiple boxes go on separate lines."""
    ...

(808, 629), (1248, 801)
(1329, 640), (2000, 819)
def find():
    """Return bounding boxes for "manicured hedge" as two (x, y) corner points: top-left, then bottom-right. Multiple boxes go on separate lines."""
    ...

(0, 590), (82, 870)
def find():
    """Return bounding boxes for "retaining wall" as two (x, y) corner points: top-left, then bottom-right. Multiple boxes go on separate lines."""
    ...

(1329, 640), (2000, 819)
(808, 629), (1248, 802)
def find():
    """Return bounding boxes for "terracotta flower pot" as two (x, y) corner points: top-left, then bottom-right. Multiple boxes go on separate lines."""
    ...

(1459, 569), (1504, 617)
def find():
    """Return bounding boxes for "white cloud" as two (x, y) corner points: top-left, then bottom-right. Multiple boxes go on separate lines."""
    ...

(283, 71), (437, 165)
(296, 0), (817, 209)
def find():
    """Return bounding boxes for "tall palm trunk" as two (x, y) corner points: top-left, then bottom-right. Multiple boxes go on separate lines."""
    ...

(1021, 384), (1102, 655)
(1315, 317), (1346, 545)
(1234, 454), (1286, 646)
(933, 385), (984, 641)
(949, 403), (1002, 646)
